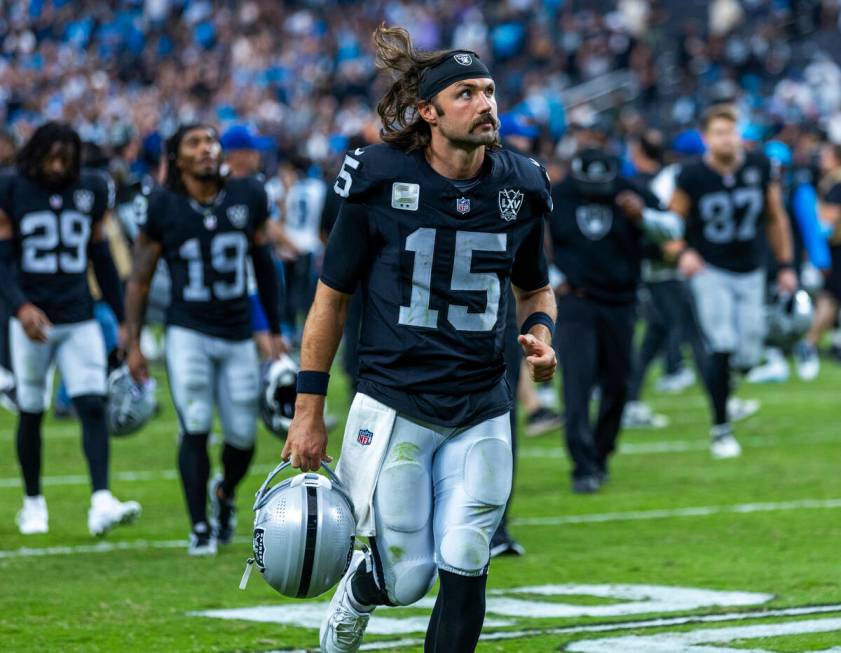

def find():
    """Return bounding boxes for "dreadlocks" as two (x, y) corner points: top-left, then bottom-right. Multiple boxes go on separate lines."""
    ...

(373, 25), (500, 153)
(164, 124), (222, 195)
(16, 121), (82, 189)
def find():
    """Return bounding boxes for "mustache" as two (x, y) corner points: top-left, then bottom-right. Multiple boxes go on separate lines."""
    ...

(472, 114), (498, 130)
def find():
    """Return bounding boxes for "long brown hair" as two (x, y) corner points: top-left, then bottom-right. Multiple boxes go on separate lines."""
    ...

(373, 25), (500, 152)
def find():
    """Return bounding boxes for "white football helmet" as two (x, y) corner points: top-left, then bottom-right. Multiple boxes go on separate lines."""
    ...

(240, 461), (356, 599)
(106, 365), (158, 436)
(767, 289), (814, 347)
(260, 355), (298, 437)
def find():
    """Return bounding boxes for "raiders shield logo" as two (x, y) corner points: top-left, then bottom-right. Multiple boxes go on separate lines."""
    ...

(498, 188), (524, 221)
(227, 204), (249, 229)
(253, 528), (266, 568)
(576, 204), (614, 241)
(742, 167), (761, 186)
(74, 189), (94, 214)
(453, 53), (473, 66)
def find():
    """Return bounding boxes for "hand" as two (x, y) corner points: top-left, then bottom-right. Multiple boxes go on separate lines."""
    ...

(16, 303), (52, 343)
(677, 248), (705, 278)
(269, 333), (290, 359)
(518, 333), (557, 383)
(282, 399), (332, 472)
(126, 345), (149, 383)
(777, 268), (798, 295)
(615, 190), (645, 222)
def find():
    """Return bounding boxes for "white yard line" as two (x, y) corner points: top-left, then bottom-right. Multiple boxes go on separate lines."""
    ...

(2, 499), (841, 560)
(259, 604), (841, 653)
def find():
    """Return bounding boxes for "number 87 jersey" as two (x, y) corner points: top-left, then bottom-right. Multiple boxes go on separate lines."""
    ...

(140, 177), (269, 341)
(676, 151), (778, 273)
(322, 143), (553, 427)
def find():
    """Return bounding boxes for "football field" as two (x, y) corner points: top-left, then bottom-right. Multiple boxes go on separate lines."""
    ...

(1, 361), (840, 653)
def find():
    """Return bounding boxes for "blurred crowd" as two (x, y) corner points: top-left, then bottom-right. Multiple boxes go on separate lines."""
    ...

(2, 0), (841, 180)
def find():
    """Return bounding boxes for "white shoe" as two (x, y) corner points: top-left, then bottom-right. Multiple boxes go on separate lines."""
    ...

(727, 397), (760, 423)
(747, 349), (789, 384)
(710, 425), (742, 459)
(88, 490), (142, 537)
(188, 522), (218, 557)
(655, 367), (695, 394)
(16, 495), (48, 534)
(320, 550), (372, 652)
(794, 340), (820, 381)
(622, 401), (669, 429)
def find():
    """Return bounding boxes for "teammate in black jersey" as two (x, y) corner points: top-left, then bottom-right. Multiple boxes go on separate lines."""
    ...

(549, 147), (683, 493)
(666, 104), (797, 458)
(0, 122), (141, 536)
(124, 125), (283, 556)
(284, 26), (557, 653)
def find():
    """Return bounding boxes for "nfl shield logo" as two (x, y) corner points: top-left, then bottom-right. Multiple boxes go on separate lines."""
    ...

(456, 197), (471, 214)
(357, 429), (373, 446)
(498, 188), (524, 221)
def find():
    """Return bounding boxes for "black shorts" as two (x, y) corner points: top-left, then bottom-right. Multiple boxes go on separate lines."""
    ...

(826, 245), (841, 303)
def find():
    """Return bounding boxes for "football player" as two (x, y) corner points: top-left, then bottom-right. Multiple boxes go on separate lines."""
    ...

(0, 122), (141, 536)
(666, 104), (797, 458)
(284, 26), (557, 653)
(124, 125), (283, 556)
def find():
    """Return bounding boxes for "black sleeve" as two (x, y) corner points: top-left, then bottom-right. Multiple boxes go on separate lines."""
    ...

(826, 182), (841, 206)
(511, 218), (549, 291)
(252, 243), (282, 334)
(89, 240), (125, 323)
(675, 165), (694, 196)
(90, 171), (115, 222)
(250, 180), (270, 230)
(0, 240), (28, 313)
(138, 189), (165, 242)
(319, 201), (375, 294)
(320, 187), (343, 238)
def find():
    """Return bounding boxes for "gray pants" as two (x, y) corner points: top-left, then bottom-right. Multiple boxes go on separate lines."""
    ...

(11, 318), (106, 412)
(165, 326), (260, 448)
(367, 408), (512, 605)
(689, 265), (766, 370)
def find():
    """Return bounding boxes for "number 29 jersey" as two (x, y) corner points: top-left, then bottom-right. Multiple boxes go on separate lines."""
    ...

(321, 144), (552, 427)
(140, 177), (269, 341)
(0, 170), (112, 324)
(677, 152), (777, 273)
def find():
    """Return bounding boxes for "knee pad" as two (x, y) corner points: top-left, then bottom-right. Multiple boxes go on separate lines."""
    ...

(376, 444), (431, 533)
(439, 525), (492, 575)
(387, 557), (437, 606)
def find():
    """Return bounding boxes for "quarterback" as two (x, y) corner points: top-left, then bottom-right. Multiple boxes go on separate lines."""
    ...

(283, 26), (557, 653)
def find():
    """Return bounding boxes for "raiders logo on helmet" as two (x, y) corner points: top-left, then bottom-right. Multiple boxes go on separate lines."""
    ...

(576, 204), (614, 241)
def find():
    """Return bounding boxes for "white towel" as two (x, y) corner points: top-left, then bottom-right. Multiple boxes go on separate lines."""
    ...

(335, 393), (397, 536)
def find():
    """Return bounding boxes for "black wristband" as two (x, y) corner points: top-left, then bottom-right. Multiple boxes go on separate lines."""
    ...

(520, 311), (555, 338)
(777, 261), (795, 271)
(297, 371), (330, 396)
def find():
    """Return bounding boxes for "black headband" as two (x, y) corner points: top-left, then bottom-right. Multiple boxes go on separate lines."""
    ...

(418, 51), (492, 102)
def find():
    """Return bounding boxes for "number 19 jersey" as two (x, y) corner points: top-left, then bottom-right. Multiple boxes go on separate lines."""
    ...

(321, 144), (552, 427)
(677, 152), (777, 273)
(140, 177), (269, 341)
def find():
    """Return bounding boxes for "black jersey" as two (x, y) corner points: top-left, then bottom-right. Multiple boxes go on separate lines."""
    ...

(321, 144), (551, 428)
(550, 177), (661, 304)
(140, 176), (269, 341)
(677, 152), (777, 273)
(0, 169), (113, 324)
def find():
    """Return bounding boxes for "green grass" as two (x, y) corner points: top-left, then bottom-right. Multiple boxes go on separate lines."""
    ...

(1, 358), (841, 652)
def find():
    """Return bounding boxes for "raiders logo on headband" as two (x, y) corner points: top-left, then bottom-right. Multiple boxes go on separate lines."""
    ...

(453, 53), (473, 66)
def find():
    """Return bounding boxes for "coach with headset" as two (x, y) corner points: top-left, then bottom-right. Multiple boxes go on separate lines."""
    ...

(548, 147), (683, 494)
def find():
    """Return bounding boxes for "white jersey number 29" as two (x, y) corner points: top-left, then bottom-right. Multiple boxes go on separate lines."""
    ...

(20, 210), (90, 274)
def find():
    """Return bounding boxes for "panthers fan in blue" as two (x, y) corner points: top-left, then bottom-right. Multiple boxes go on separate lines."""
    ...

(0, 122), (141, 537)
(124, 125), (283, 556)
(666, 104), (797, 458)
(283, 26), (557, 653)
